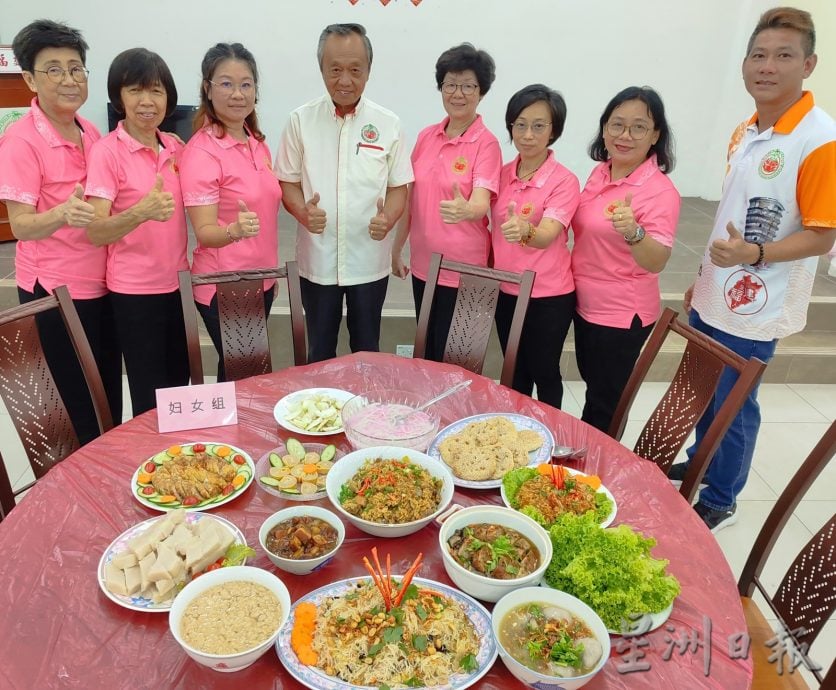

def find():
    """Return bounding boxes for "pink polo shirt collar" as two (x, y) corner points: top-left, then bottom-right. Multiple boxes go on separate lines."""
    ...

(430, 114), (489, 144)
(30, 97), (89, 149)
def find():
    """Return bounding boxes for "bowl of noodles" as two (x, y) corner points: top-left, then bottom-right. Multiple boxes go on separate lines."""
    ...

(325, 446), (455, 538)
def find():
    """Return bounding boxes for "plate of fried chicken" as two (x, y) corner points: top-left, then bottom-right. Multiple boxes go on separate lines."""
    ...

(131, 441), (255, 512)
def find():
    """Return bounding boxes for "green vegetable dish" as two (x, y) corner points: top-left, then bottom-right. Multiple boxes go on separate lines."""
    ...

(544, 513), (680, 630)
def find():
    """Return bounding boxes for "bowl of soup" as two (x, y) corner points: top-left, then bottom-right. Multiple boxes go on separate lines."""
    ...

(258, 506), (345, 575)
(341, 389), (441, 451)
(437, 505), (552, 602)
(492, 587), (610, 689)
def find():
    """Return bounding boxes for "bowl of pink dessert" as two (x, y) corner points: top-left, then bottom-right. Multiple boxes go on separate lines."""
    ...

(340, 389), (441, 452)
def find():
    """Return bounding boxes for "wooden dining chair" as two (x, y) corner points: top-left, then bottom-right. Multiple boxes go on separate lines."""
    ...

(178, 264), (306, 384)
(738, 420), (836, 688)
(414, 253), (535, 388)
(0, 285), (114, 492)
(608, 308), (767, 503)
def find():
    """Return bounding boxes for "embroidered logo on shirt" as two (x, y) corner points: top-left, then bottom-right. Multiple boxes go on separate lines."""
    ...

(519, 202), (535, 219)
(361, 124), (380, 143)
(452, 156), (468, 175)
(603, 200), (623, 218)
(724, 270), (767, 314)
(169, 158), (179, 175)
(758, 149), (784, 179)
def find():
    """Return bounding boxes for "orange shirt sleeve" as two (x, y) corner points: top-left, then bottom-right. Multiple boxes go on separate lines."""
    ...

(797, 139), (836, 229)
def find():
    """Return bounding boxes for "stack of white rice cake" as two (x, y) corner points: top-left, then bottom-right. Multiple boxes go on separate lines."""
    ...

(104, 509), (235, 603)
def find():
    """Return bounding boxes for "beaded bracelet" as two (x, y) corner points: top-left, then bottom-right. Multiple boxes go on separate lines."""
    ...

(519, 222), (536, 246)
(226, 222), (241, 243)
(750, 242), (765, 268)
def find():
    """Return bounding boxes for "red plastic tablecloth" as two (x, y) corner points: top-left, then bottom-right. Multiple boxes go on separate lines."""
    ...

(0, 352), (751, 689)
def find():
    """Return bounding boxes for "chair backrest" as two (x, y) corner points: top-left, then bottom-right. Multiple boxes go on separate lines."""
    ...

(0, 285), (113, 480)
(0, 451), (15, 522)
(738, 420), (836, 686)
(608, 307), (767, 503)
(414, 253), (535, 388)
(178, 264), (306, 384)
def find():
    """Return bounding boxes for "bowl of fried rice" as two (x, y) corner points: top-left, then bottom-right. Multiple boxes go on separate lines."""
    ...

(325, 446), (455, 537)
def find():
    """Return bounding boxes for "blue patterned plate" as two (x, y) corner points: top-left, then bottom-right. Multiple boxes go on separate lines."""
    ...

(97, 512), (246, 612)
(427, 413), (555, 489)
(275, 576), (497, 690)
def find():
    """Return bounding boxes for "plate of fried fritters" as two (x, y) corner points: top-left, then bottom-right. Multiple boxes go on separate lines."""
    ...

(426, 413), (555, 489)
(131, 441), (255, 511)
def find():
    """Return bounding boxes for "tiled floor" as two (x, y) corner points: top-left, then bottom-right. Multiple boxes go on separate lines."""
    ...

(1, 377), (833, 681)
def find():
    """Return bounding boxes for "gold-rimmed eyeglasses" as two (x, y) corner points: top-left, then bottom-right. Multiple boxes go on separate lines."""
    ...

(441, 82), (479, 96)
(209, 79), (256, 96)
(33, 66), (89, 84)
(606, 122), (651, 140)
(512, 121), (552, 135)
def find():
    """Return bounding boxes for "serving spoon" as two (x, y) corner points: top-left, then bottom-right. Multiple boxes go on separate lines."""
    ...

(393, 380), (472, 424)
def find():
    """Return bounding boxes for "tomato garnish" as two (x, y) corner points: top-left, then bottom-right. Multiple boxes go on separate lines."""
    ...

(182, 496), (200, 506)
(192, 443), (206, 453)
(141, 486), (155, 496)
(222, 483), (235, 496)
(205, 562), (222, 572)
(232, 454), (245, 465)
(144, 462), (156, 474)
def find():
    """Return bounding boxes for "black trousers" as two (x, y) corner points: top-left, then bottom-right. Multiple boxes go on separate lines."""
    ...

(18, 282), (122, 445)
(411, 275), (458, 363)
(196, 286), (275, 382)
(573, 312), (653, 433)
(110, 291), (189, 417)
(300, 276), (388, 364)
(495, 291), (576, 410)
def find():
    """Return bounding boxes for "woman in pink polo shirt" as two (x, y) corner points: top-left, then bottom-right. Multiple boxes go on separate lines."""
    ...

(391, 43), (501, 360)
(491, 84), (581, 409)
(571, 86), (681, 432)
(180, 43), (281, 381)
(85, 48), (189, 417)
(0, 20), (121, 443)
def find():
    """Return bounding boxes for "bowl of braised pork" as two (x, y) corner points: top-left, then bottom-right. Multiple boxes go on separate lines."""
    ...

(258, 506), (345, 575)
(436, 505), (552, 602)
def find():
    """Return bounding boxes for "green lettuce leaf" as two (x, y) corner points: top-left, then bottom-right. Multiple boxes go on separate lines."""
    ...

(501, 467), (538, 507)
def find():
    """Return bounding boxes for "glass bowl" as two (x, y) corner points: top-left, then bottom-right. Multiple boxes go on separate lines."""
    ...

(340, 389), (441, 452)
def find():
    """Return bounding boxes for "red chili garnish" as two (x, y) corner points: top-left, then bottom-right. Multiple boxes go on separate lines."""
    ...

(182, 496), (200, 506)
(222, 483), (235, 496)
(232, 454), (245, 465)
(144, 462), (157, 474)
(192, 443), (206, 453)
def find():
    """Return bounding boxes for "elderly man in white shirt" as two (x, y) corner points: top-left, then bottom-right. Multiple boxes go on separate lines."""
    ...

(276, 23), (413, 362)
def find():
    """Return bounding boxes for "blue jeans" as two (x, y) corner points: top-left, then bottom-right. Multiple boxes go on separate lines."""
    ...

(686, 310), (776, 511)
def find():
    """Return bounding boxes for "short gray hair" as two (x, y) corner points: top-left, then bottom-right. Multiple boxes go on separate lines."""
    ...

(317, 23), (372, 69)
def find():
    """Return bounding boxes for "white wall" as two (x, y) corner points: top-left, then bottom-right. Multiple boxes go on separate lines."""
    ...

(2, 0), (831, 200)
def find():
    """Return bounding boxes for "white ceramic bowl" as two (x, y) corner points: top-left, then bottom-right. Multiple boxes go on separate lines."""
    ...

(437, 505), (552, 603)
(169, 565), (291, 672)
(492, 587), (610, 690)
(258, 506), (345, 575)
(341, 389), (441, 452)
(325, 445), (454, 538)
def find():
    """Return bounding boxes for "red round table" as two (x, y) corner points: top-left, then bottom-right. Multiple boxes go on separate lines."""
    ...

(0, 352), (751, 689)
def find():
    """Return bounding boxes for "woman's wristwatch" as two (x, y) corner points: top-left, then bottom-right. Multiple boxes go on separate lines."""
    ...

(624, 225), (646, 245)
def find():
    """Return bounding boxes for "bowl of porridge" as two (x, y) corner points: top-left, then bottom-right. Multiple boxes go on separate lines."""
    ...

(168, 565), (290, 672)
(341, 389), (441, 452)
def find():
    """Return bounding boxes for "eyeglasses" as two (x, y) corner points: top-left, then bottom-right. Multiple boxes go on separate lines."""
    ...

(512, 121), (552, 135)
(209, 79), (256, 96)
(33, 66), (89, 84)
(441, 82), (479, 96)
(606, 122), (651, 140)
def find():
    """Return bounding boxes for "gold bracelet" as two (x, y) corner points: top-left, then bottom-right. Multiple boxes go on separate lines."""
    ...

(225, 222), (241, 243)
(519, 222), (536, 246)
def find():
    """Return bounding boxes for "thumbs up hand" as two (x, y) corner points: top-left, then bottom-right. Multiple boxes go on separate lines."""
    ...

(305, 192), (327, 234)
(439, 182), (470, 224)
(709, 221), (758, 267)
(61, 183), (96, 227)
(368, 197), (389, 241)
(139, 174), (175, 222)
(236, 199), (259, 238)
(610, 192), (638, 238)
(500, 201), (529, 244)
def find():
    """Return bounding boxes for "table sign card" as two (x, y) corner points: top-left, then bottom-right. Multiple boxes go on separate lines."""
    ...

(156, 381), (237, 433)
(0, 47), (22, 73)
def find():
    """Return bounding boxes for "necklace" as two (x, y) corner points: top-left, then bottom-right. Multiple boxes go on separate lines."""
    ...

(517, 157), (547, 179)
(446, 116), (476, 138)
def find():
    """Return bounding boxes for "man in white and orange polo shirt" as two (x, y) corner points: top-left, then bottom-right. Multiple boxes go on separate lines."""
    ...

(672, 7), (836, 532)
(276, 23), (413, 363)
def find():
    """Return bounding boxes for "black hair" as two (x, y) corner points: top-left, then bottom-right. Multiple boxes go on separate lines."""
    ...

(505, 83), (567, 146)
(435, 43), (496, 95)
(589, 85), (675, 173)
(12, 19), (88, 73)
(107, 48), (177, 118)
